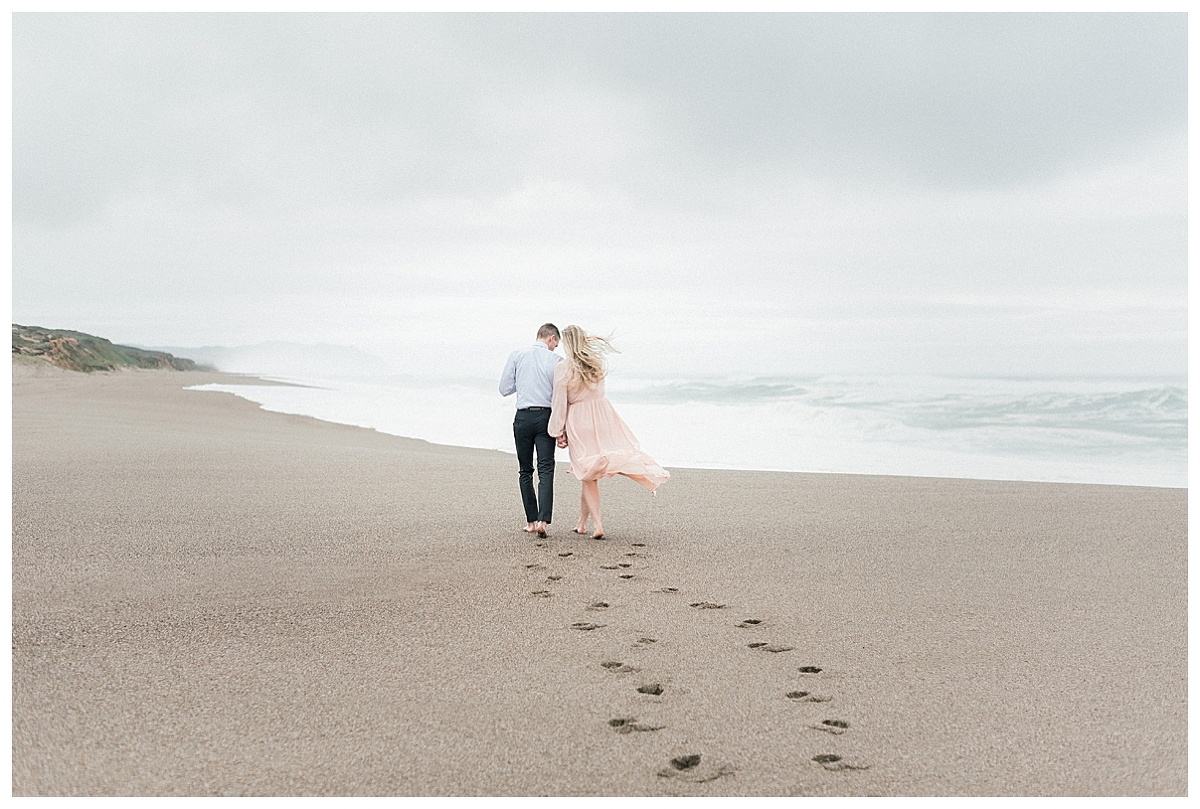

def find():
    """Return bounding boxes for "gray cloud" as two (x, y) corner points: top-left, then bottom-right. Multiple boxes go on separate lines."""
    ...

(458, 14), (1186, 185)
(15, 13), (1186, 224)
(11, 13), (1187, 378)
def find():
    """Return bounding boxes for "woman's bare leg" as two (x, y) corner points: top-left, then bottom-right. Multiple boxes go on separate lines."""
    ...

(581, 479), (603, 537)
(576, 486), (590, 534)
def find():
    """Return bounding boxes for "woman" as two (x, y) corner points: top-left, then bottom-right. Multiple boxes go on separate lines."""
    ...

(548, 325), (670, 539)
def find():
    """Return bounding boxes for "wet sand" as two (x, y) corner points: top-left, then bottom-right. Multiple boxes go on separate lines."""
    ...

(12, 366), (1187, 795)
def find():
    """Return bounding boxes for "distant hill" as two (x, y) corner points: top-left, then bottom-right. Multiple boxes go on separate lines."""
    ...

(147, 342), (391, 378)
(12, 324), (200, 372)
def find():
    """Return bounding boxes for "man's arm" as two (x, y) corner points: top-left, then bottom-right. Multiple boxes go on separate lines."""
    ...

(499, 350), (518, 397)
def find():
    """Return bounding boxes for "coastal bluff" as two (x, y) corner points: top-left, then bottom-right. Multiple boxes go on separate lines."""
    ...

(12, 323), (199, 372)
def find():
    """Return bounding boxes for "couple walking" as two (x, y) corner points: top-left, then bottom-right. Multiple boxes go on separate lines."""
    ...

(499, 323), (669, 539)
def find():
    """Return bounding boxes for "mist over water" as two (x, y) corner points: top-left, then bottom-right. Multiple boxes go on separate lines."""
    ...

(190, 372), (1186, 488)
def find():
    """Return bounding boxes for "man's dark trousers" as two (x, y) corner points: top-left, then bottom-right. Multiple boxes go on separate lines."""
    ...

(514, 407), (555, 523)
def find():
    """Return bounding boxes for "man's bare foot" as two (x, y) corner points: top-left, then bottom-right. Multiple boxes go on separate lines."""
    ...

(536, 521), (548, 538)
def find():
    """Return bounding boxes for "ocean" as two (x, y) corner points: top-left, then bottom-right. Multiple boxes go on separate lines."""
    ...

(189, 372), (1187, 489)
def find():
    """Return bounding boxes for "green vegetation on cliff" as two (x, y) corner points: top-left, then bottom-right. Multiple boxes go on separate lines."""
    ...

(12, 324), (199, 372)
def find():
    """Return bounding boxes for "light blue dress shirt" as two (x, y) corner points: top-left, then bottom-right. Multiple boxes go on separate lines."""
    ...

(499, 342), (563, 409)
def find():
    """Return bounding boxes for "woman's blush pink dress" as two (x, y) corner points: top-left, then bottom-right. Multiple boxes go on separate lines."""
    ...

(548, 363), (670, 493)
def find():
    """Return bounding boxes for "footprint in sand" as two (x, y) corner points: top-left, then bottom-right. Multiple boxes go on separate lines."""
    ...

(531, 590), (552, 598)
(657, 754), (735, 783)
(736, 618), (763, 628)
(689, 602), (726, 610)
(609, 717), (663, 734)
(600, 564), (620, 570)
(558, 552), (573, 558)
(786, 691), (832, 703)
(547, 575), (563, 581)
(631, 542), (646, 547)
(601, 661), (640, 673)
(634, 637), (657, 646)
(618, 563), (633, 568)
(798, 666), (823, 674)
(654, 587), (680, 594)
(623, 552), (642, 558)
(637, 683), (665, 695)
(587, 601), (610, 611)
(525, 563), (546, 570)
(808, 719), (850, 735)
(747, 643), (795, 653)
(812, 754), (868, 771)
(571, 622), (605, 631)
(668, 754), (699, 770)
(618, 574), (635, 579)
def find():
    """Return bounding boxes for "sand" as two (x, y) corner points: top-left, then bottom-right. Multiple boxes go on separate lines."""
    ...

(11, 367), (1187, 796)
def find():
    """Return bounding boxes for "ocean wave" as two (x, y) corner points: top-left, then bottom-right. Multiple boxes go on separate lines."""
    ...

(611, 376), (1186, 444)
(190, 372), (1187, 488)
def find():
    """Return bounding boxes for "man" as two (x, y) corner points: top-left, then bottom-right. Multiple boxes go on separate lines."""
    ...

(499, 323), (564, 538)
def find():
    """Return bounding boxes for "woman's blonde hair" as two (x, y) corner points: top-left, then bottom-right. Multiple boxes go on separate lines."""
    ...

(561, 325), (618, 390)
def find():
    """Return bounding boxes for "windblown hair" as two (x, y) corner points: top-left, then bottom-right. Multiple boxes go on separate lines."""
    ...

(561, 325), (618, 390)
(537, 323), (560, 341)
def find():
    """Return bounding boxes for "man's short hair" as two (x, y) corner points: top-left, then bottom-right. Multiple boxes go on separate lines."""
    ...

(537, 323), (560, 340)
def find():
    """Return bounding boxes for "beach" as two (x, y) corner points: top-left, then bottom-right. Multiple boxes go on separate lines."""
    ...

(12, 367), (1187, 796)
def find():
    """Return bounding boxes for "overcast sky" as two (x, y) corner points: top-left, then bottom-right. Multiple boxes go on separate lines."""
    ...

(12, 13), (1187, 379)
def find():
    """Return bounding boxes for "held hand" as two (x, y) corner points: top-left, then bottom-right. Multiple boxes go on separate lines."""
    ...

(556, 434), (569, 449)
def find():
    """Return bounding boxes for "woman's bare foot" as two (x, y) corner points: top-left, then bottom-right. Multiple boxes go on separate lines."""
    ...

(523, 523), (537, 534)
(581, 480), (603, 541)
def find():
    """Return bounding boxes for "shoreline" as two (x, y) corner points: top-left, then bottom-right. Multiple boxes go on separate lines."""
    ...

(13, 367), (1187, 795)
(183, 369), (1186, 491)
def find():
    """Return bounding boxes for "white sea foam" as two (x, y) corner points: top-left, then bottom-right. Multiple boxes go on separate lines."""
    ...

(189, 372), (1186, 488)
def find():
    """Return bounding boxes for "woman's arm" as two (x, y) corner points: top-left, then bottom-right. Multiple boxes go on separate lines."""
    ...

(548, 362), (568, 438)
